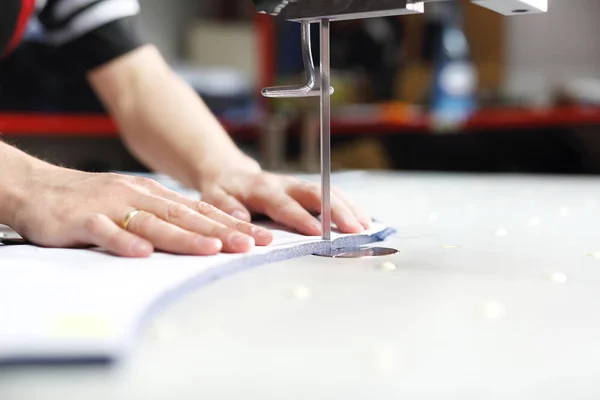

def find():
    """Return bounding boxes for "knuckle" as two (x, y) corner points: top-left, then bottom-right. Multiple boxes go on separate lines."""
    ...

(248, 173), (266, 185)
(84, 214), (106, 236)
(199, 222), (222, 238)
(194, 201), (221, 217)
(131, 212), (155, 235)
(232, 220), (251, 232)
(134, 176), (160, 188)
(165, 203), (189, 222)
(104, 172), (124, 182)
(110, 177), (137, 192)
(290, 181), (319, 199)
(268, 197), (290, 214)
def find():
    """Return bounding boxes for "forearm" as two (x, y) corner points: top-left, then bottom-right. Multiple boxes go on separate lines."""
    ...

(88, 45), (260, 189)
(0, 141), (48, 223)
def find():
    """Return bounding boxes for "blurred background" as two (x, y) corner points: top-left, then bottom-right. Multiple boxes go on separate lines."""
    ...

(2, 0), (600, 176)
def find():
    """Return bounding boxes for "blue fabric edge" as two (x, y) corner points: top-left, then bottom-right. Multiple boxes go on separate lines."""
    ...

(1, 227), (397, 366)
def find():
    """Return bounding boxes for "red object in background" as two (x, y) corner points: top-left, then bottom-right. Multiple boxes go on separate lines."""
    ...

(0, 113), (118, 136)
(1, 107), (600, 138)
(0, 113), (261, 139)
(3, 0), (36, 57)
(328, 106), (600, 135)
(466, 107), (600, 131)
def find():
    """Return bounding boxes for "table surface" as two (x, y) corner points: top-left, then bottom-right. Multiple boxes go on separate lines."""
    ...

(2, 171), (600, 400)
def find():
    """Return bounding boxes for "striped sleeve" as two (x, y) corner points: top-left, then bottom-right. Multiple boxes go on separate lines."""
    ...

(38, 0), (146, 70)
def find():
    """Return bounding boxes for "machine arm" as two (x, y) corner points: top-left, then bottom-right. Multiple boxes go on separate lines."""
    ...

(253, 0), (547, 19)
(253, 0), (547, 248)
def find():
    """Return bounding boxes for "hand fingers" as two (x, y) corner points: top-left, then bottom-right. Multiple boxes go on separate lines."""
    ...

(190, 201), (273, 247)
(201, 186), (252, 222)
(133, 196), (256, 253)
(82, 214), (154, 258)
(331, 187), (372, 229)
(123, 209), (224, 255)
(264, 194), (322, 236)
(138, 181), (273, 246)
(287, 182), (364, 233)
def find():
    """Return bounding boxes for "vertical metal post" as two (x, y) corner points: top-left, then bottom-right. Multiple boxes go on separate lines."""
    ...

(320, 19), (332, 241)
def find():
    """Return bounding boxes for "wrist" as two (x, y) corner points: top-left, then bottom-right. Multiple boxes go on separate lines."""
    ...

(196, 154), (262, 188)
(0, 183), (19, 225)
(0, 145), (52, 224)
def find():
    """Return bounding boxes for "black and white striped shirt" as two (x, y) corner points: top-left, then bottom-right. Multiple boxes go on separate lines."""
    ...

(28, 0), (145, 69)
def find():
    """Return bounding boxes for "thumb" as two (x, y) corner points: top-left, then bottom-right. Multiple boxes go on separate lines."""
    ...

(201, 186), (252, 222)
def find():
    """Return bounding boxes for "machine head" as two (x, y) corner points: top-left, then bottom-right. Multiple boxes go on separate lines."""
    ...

(253, 0), (547, 21)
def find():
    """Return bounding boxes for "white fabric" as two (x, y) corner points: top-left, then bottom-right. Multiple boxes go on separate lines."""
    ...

(0, 221), (391, 362)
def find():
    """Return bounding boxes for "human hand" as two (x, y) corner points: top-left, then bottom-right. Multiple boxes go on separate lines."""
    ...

(198, 168), (371, 236)
(6, 166), (274, 257)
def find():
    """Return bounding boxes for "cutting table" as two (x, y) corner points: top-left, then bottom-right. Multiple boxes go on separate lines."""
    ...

(1, 170), (599, 399)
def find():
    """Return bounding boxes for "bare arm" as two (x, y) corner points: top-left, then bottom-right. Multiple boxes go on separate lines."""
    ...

(86, 44), (369, 233)
(86, 45), (260, 190)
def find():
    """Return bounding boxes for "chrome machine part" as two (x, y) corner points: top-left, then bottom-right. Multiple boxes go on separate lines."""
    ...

(313, 246), (399, 258)
(256, 0), (546, 256)
(274, 0), (425, 21)
(319, 18), (332, 241)
(255, 0), (547, 21)
(261, 20), (334, 98)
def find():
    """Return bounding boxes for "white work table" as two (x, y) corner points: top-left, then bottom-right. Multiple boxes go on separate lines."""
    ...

(1, 171), (600, 399)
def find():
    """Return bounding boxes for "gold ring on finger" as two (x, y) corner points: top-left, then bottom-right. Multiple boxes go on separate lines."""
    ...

(121, 209), (142, 231)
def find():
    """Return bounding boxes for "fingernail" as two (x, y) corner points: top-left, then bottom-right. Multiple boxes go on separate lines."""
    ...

(345, 216), (364, 232)
(253, 227), (273, 240)
(133, 240), (152, 255)
(195, 237), (222, 252)
(312, 220), (322, 232)
(351, 222), (364, 232)
(231, 210), (250, 221)
(231, 233), (254, 249)
(360, 215), (372, 228)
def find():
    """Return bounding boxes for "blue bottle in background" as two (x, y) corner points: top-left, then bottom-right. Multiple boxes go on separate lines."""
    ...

(428, 0), (477, 132)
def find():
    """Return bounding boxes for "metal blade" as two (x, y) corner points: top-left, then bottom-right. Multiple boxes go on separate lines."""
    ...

(320, 18), (331, 242)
